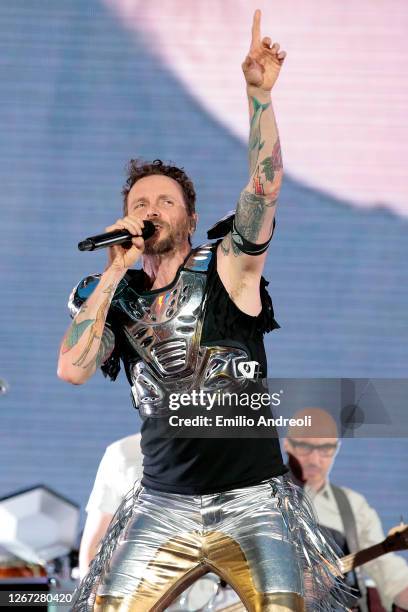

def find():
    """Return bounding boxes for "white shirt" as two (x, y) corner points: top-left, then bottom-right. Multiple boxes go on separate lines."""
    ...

(85, 433), (143, 515)
(305, 481), (408, 611)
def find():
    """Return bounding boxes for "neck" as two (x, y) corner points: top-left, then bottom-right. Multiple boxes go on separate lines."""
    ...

(142, 243), (191, 290)
(307, 477), (327, 494)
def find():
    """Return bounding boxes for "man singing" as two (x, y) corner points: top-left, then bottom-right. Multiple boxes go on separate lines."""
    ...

(58, 10), (347, 611)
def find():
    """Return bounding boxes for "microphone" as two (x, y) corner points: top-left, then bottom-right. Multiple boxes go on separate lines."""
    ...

(78, 220), (156, 252)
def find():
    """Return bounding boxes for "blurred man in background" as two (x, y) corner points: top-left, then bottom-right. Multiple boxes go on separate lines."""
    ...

(284, 408), (408, 612)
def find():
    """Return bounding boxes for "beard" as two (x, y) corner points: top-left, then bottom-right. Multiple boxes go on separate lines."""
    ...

(144, 219), (191, 255)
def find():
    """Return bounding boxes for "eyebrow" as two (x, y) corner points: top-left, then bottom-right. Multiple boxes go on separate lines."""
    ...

(130, 194), (176, 205)
(289, 439), (338, 448)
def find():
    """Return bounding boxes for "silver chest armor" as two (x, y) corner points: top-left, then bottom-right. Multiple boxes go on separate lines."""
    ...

(112, 244), (252, 417)
(68, 243), (254, 418)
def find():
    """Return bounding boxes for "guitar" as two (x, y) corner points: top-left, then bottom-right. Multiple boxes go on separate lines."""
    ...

(331, 522), (408, 577)
(218, 523), (408, 612)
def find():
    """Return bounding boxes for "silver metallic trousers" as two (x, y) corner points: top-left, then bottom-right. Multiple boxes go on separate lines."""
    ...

(73, 476), (350, 612)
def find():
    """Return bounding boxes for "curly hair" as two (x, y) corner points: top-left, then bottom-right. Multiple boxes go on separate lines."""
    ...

(122, 159), (196, 217)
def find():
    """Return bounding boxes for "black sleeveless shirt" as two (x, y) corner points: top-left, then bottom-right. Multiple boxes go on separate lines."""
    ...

(104, 242), (287, 494)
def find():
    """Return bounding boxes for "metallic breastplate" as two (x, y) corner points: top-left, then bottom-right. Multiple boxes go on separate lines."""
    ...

(115, 244), (251, 417)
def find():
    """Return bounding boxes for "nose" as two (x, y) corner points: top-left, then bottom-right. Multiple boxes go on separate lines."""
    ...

(308, 448), (323, 461)
(145, 208), (160, 219)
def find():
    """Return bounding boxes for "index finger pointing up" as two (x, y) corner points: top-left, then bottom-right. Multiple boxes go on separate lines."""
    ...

(251, 9), (261, 47)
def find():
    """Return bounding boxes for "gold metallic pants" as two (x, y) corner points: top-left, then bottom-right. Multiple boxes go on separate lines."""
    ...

(94, 480), (306, 611)
(75, 477), (348, 611)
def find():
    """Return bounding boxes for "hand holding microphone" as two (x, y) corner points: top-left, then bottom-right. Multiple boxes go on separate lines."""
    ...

(78, 217), (156, 272)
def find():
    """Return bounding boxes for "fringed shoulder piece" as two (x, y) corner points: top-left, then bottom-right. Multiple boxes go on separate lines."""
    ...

(259, 276), (281, 334)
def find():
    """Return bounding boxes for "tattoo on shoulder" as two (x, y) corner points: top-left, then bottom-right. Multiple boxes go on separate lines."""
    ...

(221, 232), (242, 257)
(220, 235), (231, 256)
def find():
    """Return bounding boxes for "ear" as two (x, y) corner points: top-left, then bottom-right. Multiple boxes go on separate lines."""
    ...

(282, 438), (289, 452)
(190, 213), (198, 234)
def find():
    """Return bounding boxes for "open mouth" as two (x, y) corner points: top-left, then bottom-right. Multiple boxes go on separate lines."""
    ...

(153, 224), (166, 233)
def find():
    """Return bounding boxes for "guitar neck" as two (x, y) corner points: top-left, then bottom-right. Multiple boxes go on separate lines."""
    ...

(219, 525), (408, 610)
(340, 542), (386, 574)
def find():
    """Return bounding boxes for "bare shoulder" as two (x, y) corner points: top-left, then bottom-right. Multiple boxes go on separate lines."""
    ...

(216, 241), (262, 316)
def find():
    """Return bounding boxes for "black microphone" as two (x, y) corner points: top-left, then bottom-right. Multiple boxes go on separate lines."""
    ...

(78, 220), (156, 252)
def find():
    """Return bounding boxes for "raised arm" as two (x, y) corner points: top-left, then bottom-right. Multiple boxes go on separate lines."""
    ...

(219, 9), (286, 278)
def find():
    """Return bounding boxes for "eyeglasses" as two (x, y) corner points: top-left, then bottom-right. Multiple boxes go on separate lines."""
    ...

(288, 438), (339, 457)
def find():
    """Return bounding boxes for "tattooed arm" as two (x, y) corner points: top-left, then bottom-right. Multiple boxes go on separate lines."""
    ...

(58, 213), (145, 384)
(57, 267), (125, 385)
(234, 86), (282, 253)
(219, 10), (286, 280)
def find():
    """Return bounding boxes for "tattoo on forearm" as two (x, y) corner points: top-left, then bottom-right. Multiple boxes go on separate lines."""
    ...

(62, 283), (117, 370)
(252, 165), (264, 195)
(248, 94), (282, 194)
(62, 318), (94, 354)
(73, 284), (116, 368)
(271, 137), (283, 171)
(94, 326), (115, 369)
(249, 97), (271, 176)
(255, 138), (282, 188)
(260, 158), (274, 182)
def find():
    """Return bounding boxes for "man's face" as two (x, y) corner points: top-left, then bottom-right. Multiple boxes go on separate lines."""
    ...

(126, 174), (195, 255)
(284, 437), (338, 488)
